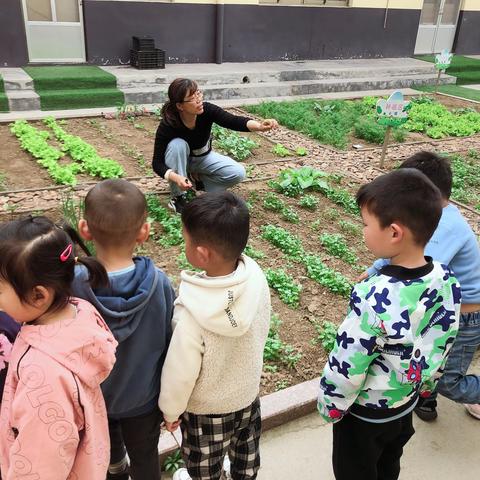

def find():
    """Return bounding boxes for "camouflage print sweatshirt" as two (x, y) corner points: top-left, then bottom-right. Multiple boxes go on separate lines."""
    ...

(318, 259), (461, 423)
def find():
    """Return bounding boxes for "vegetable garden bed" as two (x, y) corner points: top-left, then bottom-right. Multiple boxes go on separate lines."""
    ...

(245, 95), (480, 151)
(1, 103), (480, 394)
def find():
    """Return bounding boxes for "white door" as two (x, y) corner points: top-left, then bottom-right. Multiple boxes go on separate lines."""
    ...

(414, 0), (461, 55)
(22, 0), (86, 63)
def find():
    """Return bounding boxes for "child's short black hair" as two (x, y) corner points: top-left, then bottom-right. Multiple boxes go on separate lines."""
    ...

(85, 179), (147, 247)
(182, 191), (250, 261)
(356, 169), (442, 246)
(399, 151), (452, 199)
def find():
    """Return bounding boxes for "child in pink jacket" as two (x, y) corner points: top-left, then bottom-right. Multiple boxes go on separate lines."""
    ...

(0, 216), (117, 480)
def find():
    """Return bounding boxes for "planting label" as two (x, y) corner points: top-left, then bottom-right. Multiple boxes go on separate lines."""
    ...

(435, 49), (453, 71)
(376, 91), (410, 127)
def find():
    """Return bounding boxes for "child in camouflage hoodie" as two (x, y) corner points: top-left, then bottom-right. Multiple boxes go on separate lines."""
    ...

(317, 169), (461, 480)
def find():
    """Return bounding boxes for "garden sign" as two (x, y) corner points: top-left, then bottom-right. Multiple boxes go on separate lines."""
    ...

(376, 91), (410, 168)
(434, 49), (453, 93)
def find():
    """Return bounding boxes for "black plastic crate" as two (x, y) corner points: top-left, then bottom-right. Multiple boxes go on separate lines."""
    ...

(130, 49), (165, 69)
(132, 36), (155, 51)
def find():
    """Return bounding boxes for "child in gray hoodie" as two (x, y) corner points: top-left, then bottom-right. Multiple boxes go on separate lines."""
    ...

(72, 179), (175, 480)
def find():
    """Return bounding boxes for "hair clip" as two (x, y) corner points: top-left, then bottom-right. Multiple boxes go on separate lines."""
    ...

(60, 244), (73, 262)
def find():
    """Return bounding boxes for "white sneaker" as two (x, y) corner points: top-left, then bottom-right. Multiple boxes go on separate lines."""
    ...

(464, 403), (480, 420)
(222, 456), (232, 480)
(173, 468), (192, 480)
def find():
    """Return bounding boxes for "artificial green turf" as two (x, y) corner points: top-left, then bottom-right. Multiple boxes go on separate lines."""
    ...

(23, 66), (124, 110)
(416, 55), (480, 85)
(414, 84), (480, 102)
(0, 76), (9, 112)
(38, 88), (125, 111)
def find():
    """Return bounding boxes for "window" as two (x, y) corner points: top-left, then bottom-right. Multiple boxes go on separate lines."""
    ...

(25, 0), (80, 22)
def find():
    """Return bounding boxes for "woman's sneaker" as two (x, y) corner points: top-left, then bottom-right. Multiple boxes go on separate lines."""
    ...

(168, 195), (188, 215)
(173, 468), (192, 480)
(464, 403), (480, 420)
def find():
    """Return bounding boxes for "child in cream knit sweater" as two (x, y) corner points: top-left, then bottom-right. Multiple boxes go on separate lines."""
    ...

(159, 191), (271, 480)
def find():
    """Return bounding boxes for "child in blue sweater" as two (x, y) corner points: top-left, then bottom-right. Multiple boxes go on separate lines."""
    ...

(365, 151), (480, 421)
(72, 179), (175, 480)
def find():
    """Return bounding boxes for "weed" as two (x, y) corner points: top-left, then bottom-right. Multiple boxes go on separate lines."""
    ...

(275, 380), (290, 391)
(263, 192), (285, 212)
(0, 171), (6, 191)
(265, 268), (302, 308)
(296, 146), (308, 156)
(281, 206), (299, 224)
(339, 219), (361, 236)
(299, 194), (318, 211)
(314, 320), (338, 353)
(272, 144), (290, 157)
(263, 364), (278, 373)
(146, 195), (183, 247)
(163, 449), (184, 473)
(320, 233), (358, 265)
(310, 219), (321, 231)
(244, 245), (266, 260)
(322, 208), (340, 221)
(303, 254), (352, 298)
(261, 225), (304, 258)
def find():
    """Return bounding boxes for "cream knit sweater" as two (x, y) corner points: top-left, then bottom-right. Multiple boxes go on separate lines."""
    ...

(159, 255), (271, 421)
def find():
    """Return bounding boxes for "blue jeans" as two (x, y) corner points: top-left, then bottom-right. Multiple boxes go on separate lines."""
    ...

(435, 310), (480, 404)
(165, 138), (246, 197)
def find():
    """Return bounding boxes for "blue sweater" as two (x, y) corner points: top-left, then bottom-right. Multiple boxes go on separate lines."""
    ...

(72, 256), (175, 418)
(368, 204), (480, 304)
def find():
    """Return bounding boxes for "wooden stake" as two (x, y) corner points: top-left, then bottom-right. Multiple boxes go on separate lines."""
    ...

(435, 69), (442, 94)
(380, 125), (392, 169)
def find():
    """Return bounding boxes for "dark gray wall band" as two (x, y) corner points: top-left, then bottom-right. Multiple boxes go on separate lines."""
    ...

(83, 0), (217, 64)
(453, 10), (480, 55)
(82, 1), (421, 65)
(223, 6), (420, 61)
(0, 0), (29, 67)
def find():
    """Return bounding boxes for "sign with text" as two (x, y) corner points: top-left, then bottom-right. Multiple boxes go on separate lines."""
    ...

(376, 91), (410, 128)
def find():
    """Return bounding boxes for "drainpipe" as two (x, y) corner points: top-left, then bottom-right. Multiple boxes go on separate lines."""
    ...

(215, 0), (224, 64)
(383, 0), (390, 29)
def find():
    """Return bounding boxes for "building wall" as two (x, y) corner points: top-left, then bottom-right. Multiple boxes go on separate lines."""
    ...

(0, 0), (28, 67)
(82, 0), (421, 65)
(454, 2), (480, 55)
(10, 0), (480, 67)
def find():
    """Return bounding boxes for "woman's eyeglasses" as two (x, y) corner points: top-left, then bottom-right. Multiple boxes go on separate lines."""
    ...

(182, 90), (203, 103)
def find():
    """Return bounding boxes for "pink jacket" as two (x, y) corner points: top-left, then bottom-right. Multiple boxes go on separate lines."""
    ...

(0, 298), (117, 480)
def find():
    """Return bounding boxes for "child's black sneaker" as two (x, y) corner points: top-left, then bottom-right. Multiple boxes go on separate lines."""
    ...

(414, 400), (438, 422)
(168, 195), (188, 215)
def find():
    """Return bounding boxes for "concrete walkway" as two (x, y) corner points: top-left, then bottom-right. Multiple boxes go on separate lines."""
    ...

(259, 396), (480, 479)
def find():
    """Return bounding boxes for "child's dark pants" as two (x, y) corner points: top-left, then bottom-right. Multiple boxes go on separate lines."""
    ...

(332, 412), (415, 480)
(108, 407), (163, 480)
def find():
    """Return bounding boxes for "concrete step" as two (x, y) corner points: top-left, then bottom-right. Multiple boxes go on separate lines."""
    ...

(122, 73), (456, 104)
(6, 90), (41, 112)
(107, 62), (439, 89)
(0, 68), (36, 91)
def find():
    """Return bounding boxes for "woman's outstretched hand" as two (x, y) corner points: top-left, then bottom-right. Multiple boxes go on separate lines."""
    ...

(247, 119), (279, 132)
